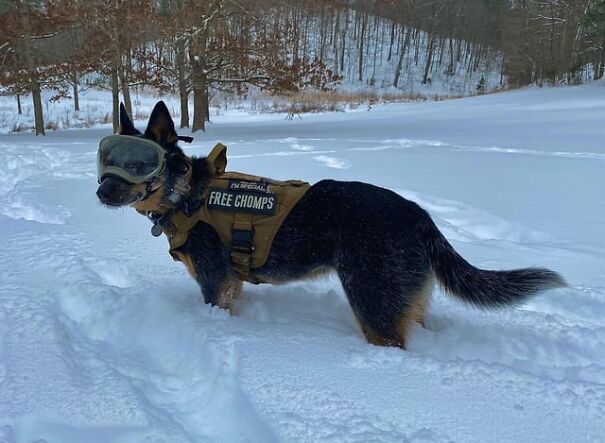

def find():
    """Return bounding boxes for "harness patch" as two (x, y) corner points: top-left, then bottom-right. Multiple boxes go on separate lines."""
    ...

(207, 188), (277, 215)
(229, 180), (268, 193)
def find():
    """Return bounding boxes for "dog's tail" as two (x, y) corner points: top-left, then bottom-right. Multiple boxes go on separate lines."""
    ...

(422, 217), (566, 308)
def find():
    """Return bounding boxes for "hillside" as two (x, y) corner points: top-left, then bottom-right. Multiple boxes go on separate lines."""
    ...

(1, 5), (503, 134)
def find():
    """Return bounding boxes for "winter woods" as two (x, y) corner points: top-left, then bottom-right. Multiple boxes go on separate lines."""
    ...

(0, 0), (343, 134)
(1, 0), (605, 135)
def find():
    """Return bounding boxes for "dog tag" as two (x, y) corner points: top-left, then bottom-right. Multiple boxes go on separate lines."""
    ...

(151, 224), (163, 237)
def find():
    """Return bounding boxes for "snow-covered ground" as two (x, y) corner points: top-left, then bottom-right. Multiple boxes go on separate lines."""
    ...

(1, 81), (604, 442)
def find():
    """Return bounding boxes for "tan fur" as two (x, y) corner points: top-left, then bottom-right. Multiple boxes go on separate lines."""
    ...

(230, 279), (243, 300)
(351, 315), (399, 347)
(172, 251), (198, 280)
(130, 181), (164, 213)
(150, 117), (178, 144)
(216, 278), (243, 311)
(408, 274), (433, 329)
(394, 275), (434, 348)
(361, 325), (392, 347)
(351, 275), (434, 348)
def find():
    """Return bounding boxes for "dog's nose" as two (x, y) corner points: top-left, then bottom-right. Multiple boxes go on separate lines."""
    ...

(96, 185), (110, 201)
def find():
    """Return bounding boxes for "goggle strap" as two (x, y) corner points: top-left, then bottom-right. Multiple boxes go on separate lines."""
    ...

(177, 136), (194, 143)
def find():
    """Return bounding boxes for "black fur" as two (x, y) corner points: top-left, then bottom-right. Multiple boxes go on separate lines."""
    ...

(422, 219), (566, 308)
(99, 102), (567, 348)
(178, 174), (566, 344)
(119, 103), (139, 135)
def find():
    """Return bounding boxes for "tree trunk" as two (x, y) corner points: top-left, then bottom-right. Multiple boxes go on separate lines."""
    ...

(333, 11), (340, 75)
(371, 15), (379, 82)
(302, 14), (310, 60)
(191, 58), (208, 132)
(190, 30), (209, 132)
(119, 65), (132, 117)
(204, 85), (209, 122)
(358, 12), (366, 83)
(340, 8), (348, 75)
(319, 5), (326, 62)
(292, 8), (300, 60)
(111, 63), (120, 133)
(16, 94), (22, 115)
(596, 36), (605, 80)
(19, 2), (44, 135)
(387, 21), (395, 62)
(72, 72), (80, 112)
(31, 70), (45, 135)
(180, 87), (190, 129)
(192, 86), (206, 132)
(393, 27), (409, 88)
(448, 36), (455, 75)
(423, 34), (435, 84)
(176, 39), (189, 128)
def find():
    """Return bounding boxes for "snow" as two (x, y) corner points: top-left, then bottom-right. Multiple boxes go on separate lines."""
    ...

(1, 81), (605, 442)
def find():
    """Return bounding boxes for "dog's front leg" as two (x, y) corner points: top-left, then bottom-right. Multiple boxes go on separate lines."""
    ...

(179, 223), (239, 311)
(172, 249), (230, 310)
(200, 277), (240, 312)
(172, 248), (234, 310)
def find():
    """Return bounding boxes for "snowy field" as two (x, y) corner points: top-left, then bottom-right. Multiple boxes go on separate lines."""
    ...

(1, 82), (604, 442)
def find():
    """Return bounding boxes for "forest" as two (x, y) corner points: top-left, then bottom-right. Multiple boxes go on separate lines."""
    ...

(1, 0), (605, 135)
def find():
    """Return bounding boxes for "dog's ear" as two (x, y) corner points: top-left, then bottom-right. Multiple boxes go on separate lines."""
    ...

(145, 101), (178, 144)
(119, 103), (140, 135)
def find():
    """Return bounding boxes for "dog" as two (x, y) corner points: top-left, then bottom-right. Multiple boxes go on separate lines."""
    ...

(96, 101), (566, 348)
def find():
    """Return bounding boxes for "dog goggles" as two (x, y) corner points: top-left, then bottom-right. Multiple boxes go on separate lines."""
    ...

(97, 135), (167, 184)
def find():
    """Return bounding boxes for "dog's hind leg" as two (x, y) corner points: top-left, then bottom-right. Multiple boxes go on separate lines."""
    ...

(411, 275), (433, 329)
(395, 276), (434, 343)
(351, 315), (393, 347)
(338, 256), (432, 349)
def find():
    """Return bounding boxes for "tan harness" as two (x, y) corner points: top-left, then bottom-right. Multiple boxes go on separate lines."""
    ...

(151, 144), (310, 284)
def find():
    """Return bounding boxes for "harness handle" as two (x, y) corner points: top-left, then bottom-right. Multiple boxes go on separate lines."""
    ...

(207, 143), (228, 176)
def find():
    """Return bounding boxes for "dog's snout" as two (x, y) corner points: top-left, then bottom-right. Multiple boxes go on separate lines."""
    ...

(97, 178), (126, 205)
(96, 177), (141, 207)
(96, 185), (108, 200)
(96, 179), (114, 201)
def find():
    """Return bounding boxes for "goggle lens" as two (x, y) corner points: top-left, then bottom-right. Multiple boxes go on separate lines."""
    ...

(100, 139), (160, 175)
(98, 135), (166, 183)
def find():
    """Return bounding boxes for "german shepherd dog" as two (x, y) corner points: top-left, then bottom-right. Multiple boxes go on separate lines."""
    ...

(97, 101), (566, 348)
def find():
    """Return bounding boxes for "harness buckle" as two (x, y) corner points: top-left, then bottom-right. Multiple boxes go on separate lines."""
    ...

(230, 217), (255, 279)
(232, 228), (254, 253)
